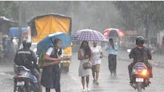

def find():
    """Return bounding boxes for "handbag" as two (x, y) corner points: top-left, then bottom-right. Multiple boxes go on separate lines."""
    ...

(83, 62), (92, 69)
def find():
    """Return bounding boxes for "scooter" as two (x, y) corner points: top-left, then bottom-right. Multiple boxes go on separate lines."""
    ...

(131, 62), (150, 92)
(13, 66), (40, 92)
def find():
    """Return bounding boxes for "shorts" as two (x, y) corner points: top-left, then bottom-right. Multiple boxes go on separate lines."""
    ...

(92, 64), (100, 72)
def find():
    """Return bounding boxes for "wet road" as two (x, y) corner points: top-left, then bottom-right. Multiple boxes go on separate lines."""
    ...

(67, 53), (164, 92)
(0, 52), (164, 92)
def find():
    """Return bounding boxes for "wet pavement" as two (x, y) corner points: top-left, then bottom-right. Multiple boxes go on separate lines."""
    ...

(67, 53), (164, 92)
(0, 51), (164, 92)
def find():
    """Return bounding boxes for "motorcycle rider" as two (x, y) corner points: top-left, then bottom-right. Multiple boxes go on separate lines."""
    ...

(128, 36), (153, 84)
(14, 40), (41, 92)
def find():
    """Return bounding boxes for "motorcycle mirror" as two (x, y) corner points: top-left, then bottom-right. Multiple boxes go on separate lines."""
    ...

(127, 49), (131, 53)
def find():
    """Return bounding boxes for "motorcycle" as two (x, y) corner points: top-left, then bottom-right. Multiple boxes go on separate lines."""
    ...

(13, 66), (40, 92)
(131, 62), (150, 92)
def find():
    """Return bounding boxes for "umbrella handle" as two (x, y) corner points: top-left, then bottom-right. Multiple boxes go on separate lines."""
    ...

(50, 37), (55, 47)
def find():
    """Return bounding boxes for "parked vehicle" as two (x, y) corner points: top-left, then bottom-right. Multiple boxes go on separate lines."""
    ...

(9, 27), (28, 37)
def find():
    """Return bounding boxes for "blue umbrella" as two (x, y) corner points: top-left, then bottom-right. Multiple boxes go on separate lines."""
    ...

(37, 32), (72, 56)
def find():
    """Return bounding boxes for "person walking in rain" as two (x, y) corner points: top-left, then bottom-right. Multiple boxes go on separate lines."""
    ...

(41, 38), (63, 92)
(91, 41), (103, 85)
(2, 36), (8, 61)
(7, 37), (15, 61)
(78, 41), (92, 92)
(105, 38), (118, 76)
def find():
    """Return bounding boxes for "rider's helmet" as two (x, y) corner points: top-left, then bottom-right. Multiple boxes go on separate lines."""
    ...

(136, 36), (145, 47)
(23, 40), (31, 49)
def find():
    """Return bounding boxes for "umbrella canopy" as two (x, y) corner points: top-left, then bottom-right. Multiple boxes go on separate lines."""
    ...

(103, 28), (125, 37)
(73, 29), (108, 42)
(37, 32), (72, 56)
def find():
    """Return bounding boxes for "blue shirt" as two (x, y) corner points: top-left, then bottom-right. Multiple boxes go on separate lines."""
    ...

(105, 44), (118, 55)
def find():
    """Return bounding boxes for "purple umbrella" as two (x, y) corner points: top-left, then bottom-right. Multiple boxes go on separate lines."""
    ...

(73, 29), (108, 42)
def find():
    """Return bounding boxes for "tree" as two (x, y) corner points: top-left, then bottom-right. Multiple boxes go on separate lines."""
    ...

(0, 1), (18, 19)
(114, 1), (164, 36)
(22, 1), (122, 33)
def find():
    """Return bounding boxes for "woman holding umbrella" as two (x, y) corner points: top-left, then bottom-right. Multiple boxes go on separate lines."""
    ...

(41, 38), (63, 92)
(73, 29), (108, 91)
(78, 41), (92, 92)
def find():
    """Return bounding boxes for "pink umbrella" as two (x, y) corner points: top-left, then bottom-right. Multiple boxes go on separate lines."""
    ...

(103, 28), (125, 38)
(73, 29), (108, 42)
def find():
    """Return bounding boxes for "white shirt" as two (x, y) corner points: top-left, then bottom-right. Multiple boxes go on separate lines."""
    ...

(91, 46), (102, 65)
(46, 47), (63, 57)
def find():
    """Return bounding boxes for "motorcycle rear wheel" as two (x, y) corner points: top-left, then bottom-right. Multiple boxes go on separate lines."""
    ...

(26, 82), (32, 92)
(17, 87), (27, 92)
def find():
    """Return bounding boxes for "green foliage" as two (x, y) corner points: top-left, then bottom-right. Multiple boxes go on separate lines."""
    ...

(114, 1), (164, 30)
(0, 1), (18, 18)
(38, 51), (46, 69)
